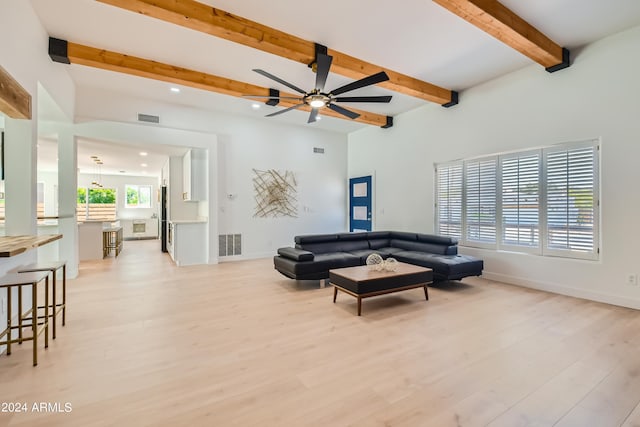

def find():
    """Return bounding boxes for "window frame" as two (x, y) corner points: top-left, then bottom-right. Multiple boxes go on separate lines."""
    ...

(125, 184), (153, 209)
(434, 139), (600, 260)
(542, 141), (600, 261)
(463, 155), (498, 250)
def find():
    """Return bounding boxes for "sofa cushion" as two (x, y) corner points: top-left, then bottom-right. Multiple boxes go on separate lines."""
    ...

(337, 232), (369, 241)
(294, 234), (338, 244)
(393, 251), (483, 280)
(416, 233), (459, 246)
(277, 247), (314, 261)
(389, 239), (455, 255)
(347, 249), (379, 264)
(368, 239), (391, 250)
(297, 241), (347, 254)
(373, 247), (405, 258)
(389, 231), (418, 241)
(366, 231), (391, 240)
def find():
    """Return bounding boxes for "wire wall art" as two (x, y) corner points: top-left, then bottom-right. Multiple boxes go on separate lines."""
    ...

(253, 168), (298, 218)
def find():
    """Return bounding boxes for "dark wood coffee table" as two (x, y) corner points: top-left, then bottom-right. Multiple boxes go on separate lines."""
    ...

(329, 262), (433, 316)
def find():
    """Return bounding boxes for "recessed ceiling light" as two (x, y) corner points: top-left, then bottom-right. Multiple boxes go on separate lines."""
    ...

(170, 87), (180, 93)
(315, 116), (322, 121)
(251, 103), (261, 110)
(139, 151), (148, 156)
(141, 163), (148, 167)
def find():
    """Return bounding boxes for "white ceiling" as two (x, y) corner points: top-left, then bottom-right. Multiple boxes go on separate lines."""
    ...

(37, 136), (187, 177)
(29, 0), (640, 135)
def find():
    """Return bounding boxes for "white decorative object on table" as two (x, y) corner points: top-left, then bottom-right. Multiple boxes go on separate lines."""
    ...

(384, 257), (398, 272)
(366, 253), (383, 270)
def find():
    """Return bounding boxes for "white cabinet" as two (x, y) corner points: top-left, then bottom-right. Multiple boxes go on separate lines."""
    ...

(168, 221), (207, 266)
(121, 218), (158, 239)
(182, 148), (206, 201)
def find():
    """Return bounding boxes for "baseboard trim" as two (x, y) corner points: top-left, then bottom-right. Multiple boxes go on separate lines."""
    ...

(483, 271), (640, 311)
(218, 251), (273, 262)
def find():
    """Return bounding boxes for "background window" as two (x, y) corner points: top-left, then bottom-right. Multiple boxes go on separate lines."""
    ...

(465, 157), (497, 246)
(126, 185), (152, 208)
(435, 163), (463, 239)
(77, 188), (116, 221)
(435, 140), (599, 260)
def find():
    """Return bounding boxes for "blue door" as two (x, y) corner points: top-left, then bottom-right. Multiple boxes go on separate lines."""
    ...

(349, 176), (372, 232)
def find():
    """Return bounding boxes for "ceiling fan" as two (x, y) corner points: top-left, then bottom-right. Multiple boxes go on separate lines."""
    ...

(244, 52), (392, 123)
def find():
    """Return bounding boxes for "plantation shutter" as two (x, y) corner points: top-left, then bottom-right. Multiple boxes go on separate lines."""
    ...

(436, 163), (463, 239)
(544, 142), (598, 257)
(465, 157), (497, 246)
(500, 152), (540, 251)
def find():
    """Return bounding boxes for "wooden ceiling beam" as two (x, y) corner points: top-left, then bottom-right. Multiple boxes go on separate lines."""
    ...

(96, 0), (457, 105)
(433, 0), (569, 72)
(49, 39), (390, 127)
(0, 65), (32, 119)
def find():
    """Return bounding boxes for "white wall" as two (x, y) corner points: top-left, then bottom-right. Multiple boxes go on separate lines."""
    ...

(77, 173), (160, 220)
(74, 92), (349, 260)
(0, 0), (75, 353)
(349, 25), (640, 309)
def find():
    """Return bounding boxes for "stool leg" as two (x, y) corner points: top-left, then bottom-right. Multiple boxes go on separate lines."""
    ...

(44, 276), (49, 349)
(18, 286), (23, 344)
(7, 287), (12, 356)
(62, 265), (66, 326)
(32, 282), (37, 366)
(52, 271), (57, 339)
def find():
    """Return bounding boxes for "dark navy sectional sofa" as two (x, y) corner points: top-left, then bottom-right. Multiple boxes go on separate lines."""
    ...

(273, 231), (483, 283)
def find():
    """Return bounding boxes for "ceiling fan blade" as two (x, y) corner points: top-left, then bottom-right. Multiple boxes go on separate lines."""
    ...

(314, 53), (333, 91)
(329, 71), (390, 96)
(334, 95), (392, 103)
(252, 69), (306, 94)
(242, 95), (303, 100)
(327, 103), (360, 120)
(308, 108), (320, 123)
(265, 103), (305, 117)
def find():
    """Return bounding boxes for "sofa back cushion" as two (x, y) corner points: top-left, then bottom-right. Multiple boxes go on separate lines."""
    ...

(389, 231), (418, 241)
(416, 233), (459, 246)
(390, 239), (457, 255)
(296, 242), (339, 254)
(369, 239), (391, 249)
(295, 234), (339, 245)
(295, 234), (339, 254)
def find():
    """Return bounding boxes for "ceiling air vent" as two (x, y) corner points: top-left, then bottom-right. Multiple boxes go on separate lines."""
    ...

(137, 113), (160, 124)
(313, 147), (325, 154)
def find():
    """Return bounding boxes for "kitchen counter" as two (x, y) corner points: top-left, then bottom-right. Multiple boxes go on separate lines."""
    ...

(167, 220), (207, 266)
(0, 234), (63, 257)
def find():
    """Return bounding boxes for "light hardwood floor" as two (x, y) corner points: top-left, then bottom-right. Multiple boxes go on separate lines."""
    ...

(1, 240), (640, 427)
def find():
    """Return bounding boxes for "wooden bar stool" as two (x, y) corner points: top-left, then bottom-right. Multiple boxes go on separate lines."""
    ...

(14, 261), (67, 339)
(0, 271), (49, 366)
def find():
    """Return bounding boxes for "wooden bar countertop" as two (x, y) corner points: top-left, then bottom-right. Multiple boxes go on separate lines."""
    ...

(0, 234), (63, 257)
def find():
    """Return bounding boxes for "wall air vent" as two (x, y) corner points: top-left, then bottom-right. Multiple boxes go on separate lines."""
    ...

(313, 147), (325, 154)
(137, 113), (160, 124)
(219, 234), (242, 256)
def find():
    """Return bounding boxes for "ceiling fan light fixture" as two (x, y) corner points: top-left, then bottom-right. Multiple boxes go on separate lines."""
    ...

(305, 91), (330, 108)
(309, 98), (326, 108)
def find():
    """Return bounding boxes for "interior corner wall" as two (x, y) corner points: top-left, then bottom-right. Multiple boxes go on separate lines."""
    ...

(348, 25), (640, 309)
(0, 1), (75, 119)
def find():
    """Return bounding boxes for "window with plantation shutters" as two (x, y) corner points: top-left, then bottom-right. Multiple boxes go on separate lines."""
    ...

(436, 163), (463, 239)
(544, 142), (598, 258)
(500, 152), (541, 251)
(465, 157), (497, 246)
(435, 139), (599, 260)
